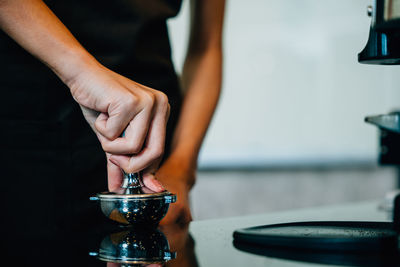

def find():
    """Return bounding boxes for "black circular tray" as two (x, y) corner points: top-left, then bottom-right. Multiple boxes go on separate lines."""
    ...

(233, 221), (398, 252)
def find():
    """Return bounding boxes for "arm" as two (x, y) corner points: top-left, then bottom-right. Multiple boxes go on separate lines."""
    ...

(158, 0), (225, 224)
(0, 0), (168, 192)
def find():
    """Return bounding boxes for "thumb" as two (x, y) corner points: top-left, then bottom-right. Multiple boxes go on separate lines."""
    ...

(142, 172), (165, 192)
(142, 158), (164, 192)
(109, 154), (165, 192)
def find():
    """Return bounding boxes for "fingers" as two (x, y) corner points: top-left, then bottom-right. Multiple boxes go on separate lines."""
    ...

(95, 95), (139, 140)
(78, 105), (99, 129)
(106, 153), (123, 192)
(108, 91), (169, 173)
(100, 108), (152, 154)
(107, 154), (164, 193)
(96, 88), (168, 161)
(91, 77), (169, 184)
(142, 172), (165, 192)
(108, 146), (162, 176)
(140, 155), (165, 192)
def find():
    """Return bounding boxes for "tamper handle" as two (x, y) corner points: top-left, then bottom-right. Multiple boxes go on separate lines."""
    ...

(121, 171), (143, 194)
(119, 130), (145, 194)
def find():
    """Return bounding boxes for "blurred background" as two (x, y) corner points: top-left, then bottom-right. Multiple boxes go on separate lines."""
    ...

(168, 0), (400, 220)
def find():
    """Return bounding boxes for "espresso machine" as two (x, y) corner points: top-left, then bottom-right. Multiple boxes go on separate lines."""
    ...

(362, 0), (400, 185)
(233, 1), (400, 264)
(358, 0), (400, 64)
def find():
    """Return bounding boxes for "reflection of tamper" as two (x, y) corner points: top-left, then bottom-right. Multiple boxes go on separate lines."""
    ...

(90, 170), (176, 225)
(90, 227), (176, 265)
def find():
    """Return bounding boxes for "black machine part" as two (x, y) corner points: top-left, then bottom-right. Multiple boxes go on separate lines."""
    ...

(365, 112), (400, 165)
(358, 0), (400, 64)
(233, 221), (397, 252)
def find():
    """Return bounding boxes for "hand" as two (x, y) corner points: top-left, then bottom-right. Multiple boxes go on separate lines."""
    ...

(156, 155), (195, 225)
(67, 62), (170, 191)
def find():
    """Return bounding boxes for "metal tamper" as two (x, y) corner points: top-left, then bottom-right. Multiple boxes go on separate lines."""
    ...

(90, 170), (176, 226)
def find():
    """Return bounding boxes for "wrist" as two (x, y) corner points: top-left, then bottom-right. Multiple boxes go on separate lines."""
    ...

(50, 47), (101, 89)
(169, 146), (198, 171)
(166, 149), (198, 188)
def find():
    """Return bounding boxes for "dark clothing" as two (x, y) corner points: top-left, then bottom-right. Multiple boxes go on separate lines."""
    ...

(0, 0), (183, 236)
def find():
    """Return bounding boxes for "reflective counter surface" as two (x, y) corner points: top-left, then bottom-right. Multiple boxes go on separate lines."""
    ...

(1, 201), (393, 267)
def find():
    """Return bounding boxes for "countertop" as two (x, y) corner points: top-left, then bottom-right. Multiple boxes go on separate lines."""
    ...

(3, 200), (392, 267)
(189, 200), (390, 267)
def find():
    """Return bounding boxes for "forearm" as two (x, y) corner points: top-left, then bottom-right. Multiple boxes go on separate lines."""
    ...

(170, 47), (223, 173)
(0, 0), (97, 85)
(167, 0), (225, 188)
(0, 0), (172, 182)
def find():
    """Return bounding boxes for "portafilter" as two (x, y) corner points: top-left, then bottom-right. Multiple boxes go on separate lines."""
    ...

(90, 171), (176, 226)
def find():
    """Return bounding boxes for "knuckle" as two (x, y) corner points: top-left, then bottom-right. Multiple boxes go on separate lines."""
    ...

(125, 165), (136, 173)
(108, 130), (120, 140)
(128, 142), (142, 154)
(100, 141), (111, 152)
(167, 103), (171, 115)
(94, 121), (115, 140)
(155, 92), (170, 114)
(150, 146), (164, 160)
(142, 92), (155, 108)
(157, 91), (169, 105)
(126, 158), (138, 173)
(124, 95), (139, 111)
(104, 131), (119, 140)
(94, 119), (102, 131)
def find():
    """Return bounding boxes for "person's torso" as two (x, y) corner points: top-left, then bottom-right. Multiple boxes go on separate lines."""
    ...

(0, 0), (183, 122)
(0, 0), (184, 234)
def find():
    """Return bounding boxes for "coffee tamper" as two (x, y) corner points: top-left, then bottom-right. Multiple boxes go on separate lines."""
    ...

(90, 171), (176, 226)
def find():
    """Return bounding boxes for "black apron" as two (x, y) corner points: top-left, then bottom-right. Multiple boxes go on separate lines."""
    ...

(0, 0), (183, 237)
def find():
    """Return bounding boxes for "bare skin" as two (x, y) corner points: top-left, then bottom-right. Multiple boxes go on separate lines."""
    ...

(157, 0), (225, 224)
(0, 0), (225, 222)
(0, 0), (168, 192)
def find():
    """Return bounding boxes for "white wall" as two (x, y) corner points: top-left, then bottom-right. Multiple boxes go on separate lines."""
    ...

(168, 0), (400, 168)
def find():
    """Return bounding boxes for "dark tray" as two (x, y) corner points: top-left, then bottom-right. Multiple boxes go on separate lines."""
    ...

(233, 221), (398, 252)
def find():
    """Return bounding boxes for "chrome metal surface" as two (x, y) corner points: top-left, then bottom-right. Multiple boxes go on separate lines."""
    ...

(93, 227), (176, 265)
(121, 171), (143, 195)
(96, 191), (175, 200)
(91, 130), (177, 225)
(120, 130), (143, 195)
(365, 112), (400, 133)
(92, 191), (176, 225)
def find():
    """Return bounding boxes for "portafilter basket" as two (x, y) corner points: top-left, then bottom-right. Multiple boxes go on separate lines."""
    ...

(90, 172), (176, 226)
